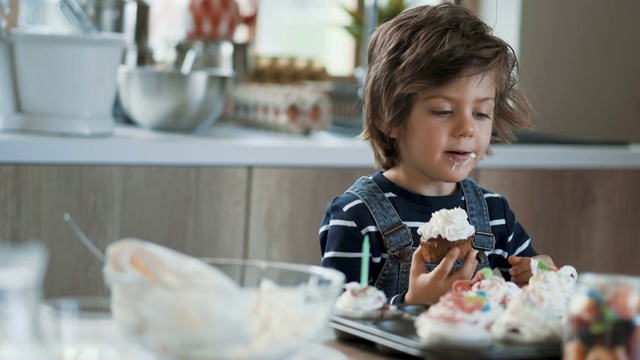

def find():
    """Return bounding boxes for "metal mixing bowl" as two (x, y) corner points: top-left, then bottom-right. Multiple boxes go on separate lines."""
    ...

(117, 66), (235, 132)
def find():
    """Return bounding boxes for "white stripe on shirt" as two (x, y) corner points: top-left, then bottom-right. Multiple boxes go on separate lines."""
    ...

(318, 219), (358, 235)
(490, 219), (506, 226)
(343, 193), (395, 212)
(512, 239), (531, 256)
(488, 248), (509, 258)
(323, 251), (363, 259)
(343, 199), (362, 212)
(329, 219), (357, 227)
(361, 225), (378, 234)
(323, 251), (382, 263)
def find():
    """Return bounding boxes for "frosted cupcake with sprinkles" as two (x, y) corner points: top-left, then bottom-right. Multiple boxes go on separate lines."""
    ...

(414, 268), (520, 347)
(492, 258), (578, 344)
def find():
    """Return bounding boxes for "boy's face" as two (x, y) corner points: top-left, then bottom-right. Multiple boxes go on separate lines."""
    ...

(392, 73), (495, 191)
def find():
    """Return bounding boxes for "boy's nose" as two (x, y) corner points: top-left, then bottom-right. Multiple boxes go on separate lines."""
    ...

(453, 114), (475, 138)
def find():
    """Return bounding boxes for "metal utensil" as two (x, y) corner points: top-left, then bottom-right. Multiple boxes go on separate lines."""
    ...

(59, 0), (98, 35)
(63, 212), (105, 263)
(179, 47), (199, 75)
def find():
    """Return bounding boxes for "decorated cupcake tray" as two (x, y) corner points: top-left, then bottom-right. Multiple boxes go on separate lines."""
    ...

(329, 306), (561, 360)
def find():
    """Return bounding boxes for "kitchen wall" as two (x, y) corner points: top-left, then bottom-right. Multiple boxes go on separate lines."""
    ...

(518, 0), (640, 143)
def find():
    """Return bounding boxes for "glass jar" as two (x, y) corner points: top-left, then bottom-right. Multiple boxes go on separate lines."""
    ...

(0, 241), (53, 360)
(563, 273), (640, 360)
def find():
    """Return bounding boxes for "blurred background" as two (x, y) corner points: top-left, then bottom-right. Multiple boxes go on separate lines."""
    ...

(0, 0), (638, 301)
(1, 0), (638, 140)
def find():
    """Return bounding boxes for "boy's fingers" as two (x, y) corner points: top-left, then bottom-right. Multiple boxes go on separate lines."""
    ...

(508, 256), (524, 265)
(455, 249), (478, 280)
(411, 246), (427, 277)
(432, 247), (460, 278)
(509, 257), (531, 278)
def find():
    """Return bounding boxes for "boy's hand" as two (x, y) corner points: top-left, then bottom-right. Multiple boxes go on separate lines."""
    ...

(508, 255), (556, 287)
(405, 247), (478, 304)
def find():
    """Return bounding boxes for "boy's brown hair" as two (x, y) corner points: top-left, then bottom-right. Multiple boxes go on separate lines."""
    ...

(362, 3), (532, 170)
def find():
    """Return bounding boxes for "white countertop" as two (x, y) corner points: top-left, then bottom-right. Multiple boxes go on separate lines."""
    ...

(1, 121), (639, 169)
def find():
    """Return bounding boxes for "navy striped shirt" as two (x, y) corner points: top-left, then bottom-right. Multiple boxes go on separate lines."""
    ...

(319, 171), (536, 289)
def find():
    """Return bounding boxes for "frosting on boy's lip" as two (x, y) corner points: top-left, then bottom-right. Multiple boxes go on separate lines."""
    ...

(446, 150), (477, 162)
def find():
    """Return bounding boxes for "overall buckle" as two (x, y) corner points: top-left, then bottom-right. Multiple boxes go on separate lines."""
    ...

(388, 247), (413, 262)
(472, 231), (495, 263)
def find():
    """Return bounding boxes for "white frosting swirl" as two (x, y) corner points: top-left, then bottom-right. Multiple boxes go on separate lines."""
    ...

(491, 260), (578, 344)
(417, 207), (475, 241)
(334, 282), (386, 317)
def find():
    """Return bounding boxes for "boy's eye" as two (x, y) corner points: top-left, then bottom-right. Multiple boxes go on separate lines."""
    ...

(475, 112), (491, 119)
(431, 110), (452, 116)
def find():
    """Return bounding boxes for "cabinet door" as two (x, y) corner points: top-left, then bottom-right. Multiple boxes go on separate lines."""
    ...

(0, 165), (249, 298)
(476, 169), (640, 275)
(247, 168), (374, 265)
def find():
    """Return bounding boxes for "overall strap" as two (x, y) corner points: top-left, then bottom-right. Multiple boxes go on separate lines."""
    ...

(346, 177), (413, 261)
(460, 178), (496, 259)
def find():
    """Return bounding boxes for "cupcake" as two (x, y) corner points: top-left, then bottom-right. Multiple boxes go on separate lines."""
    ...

(414, 268), (519, 347)
(333, 282), (387, 319)
(417, 207), (475, 263)
(491, 259), (578, 344)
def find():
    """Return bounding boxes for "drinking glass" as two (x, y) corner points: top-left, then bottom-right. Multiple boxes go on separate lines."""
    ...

(39, 296), (153, 360)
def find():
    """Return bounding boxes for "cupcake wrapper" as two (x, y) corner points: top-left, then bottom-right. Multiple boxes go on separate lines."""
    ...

(420, 236), (473, 263)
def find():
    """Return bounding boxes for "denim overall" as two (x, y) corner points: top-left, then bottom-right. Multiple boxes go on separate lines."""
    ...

(347, 176), (495, 298)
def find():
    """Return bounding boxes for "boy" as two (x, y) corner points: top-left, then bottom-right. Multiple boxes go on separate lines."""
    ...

(319, 4), (554, 304)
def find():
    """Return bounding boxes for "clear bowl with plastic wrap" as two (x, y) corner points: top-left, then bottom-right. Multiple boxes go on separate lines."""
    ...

(103, 258), (345, 360)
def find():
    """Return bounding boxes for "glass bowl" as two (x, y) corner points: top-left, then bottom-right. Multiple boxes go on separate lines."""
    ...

(103, 258), (345, 360)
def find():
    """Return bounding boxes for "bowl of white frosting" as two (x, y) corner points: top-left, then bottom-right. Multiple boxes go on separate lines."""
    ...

(102, 239), (345, 360)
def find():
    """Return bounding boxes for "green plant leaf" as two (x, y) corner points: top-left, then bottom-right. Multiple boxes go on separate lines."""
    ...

(341, 0), (410, 39)
(344, 24), (362, 39)
(340, 4), (363, 24)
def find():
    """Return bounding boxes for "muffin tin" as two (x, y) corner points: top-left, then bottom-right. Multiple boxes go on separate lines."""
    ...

(329, 304), (561, 360)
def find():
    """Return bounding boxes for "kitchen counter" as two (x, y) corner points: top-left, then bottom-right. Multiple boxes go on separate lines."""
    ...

(0, 121), (639, 169)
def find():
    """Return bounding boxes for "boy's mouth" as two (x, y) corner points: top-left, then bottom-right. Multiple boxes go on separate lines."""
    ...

(448, 151), (477, 173)
(446, 151), (477, 162)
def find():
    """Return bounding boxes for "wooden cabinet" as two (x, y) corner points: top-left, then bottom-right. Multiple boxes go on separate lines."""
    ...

(246, 168), (372, 265)
(1, 165), (638, 298)
(476, 170), (640, 275)
(0, 165), (248, 297)
(248, 168), (640, 276)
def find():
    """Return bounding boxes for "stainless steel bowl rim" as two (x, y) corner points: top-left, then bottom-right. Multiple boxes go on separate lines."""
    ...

(118, 65), (236, 78)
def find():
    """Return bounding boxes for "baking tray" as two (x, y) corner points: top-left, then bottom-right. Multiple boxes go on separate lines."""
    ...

(328, 305), (561, 360)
